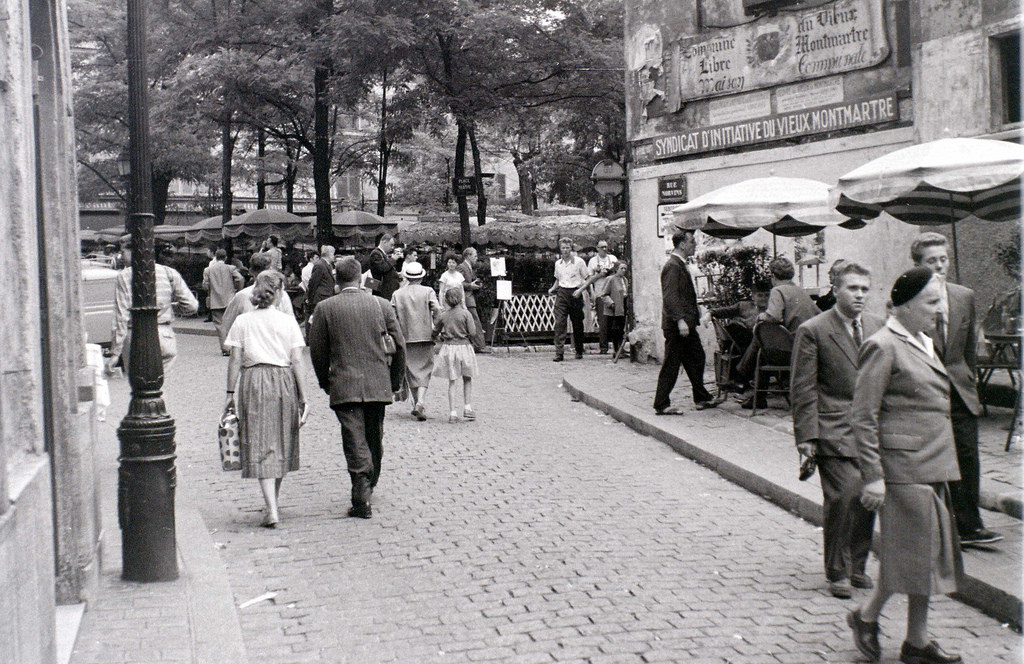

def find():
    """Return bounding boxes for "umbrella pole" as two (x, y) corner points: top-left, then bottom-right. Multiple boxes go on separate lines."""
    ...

(948, 193), (961, 283)
(772, 234), (777, 257)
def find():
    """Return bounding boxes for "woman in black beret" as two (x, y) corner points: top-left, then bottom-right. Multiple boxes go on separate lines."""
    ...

(845, 266), (964, 664)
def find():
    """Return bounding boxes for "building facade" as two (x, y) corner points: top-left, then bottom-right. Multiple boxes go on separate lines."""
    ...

(1, 0), (101, 660)
(625, 0), (1022, 355)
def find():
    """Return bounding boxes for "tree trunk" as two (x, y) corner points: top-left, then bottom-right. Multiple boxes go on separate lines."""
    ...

(221, 113), (234, 228)
(467, 121), (486, 226)
(455, 119), (470, 248)
(376, 71), (388, 217)
(151, 170), (172, 225)
(256, 128), (266, 209)
(313, 64), (332, 247)
(285, 161), (296, 213)
(511, 151), (534, 215)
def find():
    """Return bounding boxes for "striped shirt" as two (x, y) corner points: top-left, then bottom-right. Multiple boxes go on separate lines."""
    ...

(110, 264), (199, 357)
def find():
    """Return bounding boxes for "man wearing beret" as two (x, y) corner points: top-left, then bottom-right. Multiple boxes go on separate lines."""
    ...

(911, 233), (1002, 547)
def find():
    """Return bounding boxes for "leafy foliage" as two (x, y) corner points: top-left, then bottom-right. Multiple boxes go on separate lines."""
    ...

(696, 244), (773, 306)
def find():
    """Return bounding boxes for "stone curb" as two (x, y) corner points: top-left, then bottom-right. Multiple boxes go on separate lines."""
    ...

(176, 480), (248, 664)
(562, 376), (1023, 630)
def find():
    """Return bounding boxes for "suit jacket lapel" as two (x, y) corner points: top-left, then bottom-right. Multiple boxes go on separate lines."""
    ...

(826, 309), (859, 367)
(891, 325), (949, 377)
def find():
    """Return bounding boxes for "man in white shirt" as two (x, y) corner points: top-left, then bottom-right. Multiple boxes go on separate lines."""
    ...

(576, 240), (618, 354)
(300, 251), (317, 292)
(548, 238), (589, 361)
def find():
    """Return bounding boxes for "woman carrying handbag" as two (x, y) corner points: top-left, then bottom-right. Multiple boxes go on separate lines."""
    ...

(224, 271), (310, 528)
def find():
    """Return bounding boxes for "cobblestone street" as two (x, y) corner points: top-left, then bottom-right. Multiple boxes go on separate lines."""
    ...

(131, 335), (1019, 663)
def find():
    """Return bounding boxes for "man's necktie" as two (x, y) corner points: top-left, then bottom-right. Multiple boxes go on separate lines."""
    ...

(852, 318), (862, 348)
(935, 315), (947, 359)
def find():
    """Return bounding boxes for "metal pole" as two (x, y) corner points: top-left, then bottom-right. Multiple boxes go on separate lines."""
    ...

(118, 0), (178, 582)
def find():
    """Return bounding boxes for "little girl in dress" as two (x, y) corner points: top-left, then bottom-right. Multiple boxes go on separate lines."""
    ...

(432, 286), (479, 422)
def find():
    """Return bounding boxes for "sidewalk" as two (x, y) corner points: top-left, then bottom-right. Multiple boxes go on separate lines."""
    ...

(68, 380), (246, 664)
(560, 354), (1023, 629)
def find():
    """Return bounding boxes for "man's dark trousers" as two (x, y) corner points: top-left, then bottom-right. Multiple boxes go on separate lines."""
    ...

(334, 403), (386, 507)
(949, 390), (983, 536)
(653, 326), (712, 410)
(553, 287), (584, 357)
(818, 454), (875, 581)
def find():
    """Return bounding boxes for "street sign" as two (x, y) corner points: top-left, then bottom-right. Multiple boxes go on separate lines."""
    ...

(658, 176), (688, 204)
(591, 159), (625, 196)
(453, 176), (476, 196)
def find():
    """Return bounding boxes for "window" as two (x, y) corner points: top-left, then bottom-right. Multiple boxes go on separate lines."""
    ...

(991, 32), (1021, 127)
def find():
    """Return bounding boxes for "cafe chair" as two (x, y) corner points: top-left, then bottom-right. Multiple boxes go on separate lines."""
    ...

(751, 321), (794, 417)
(712, 319), (742, 399)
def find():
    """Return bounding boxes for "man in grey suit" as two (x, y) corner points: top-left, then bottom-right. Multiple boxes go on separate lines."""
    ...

(308, 257), (406, 519)
(791, 262), (882, 598)
(202, 248), (243, 347)
(456, 246), (490, 352)
(912, 232), (1002, 546)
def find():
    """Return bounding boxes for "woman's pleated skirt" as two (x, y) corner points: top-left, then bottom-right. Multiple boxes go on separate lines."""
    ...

(878, 482), (963, 595)
(237, 364), (300, 479)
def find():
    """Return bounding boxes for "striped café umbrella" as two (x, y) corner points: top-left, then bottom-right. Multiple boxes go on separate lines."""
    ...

(831, 137), (1024, 280)
(670, 177), (865, 242)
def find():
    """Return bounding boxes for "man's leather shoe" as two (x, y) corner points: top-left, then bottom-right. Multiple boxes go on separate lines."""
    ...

(960, 528), (1003, 546)
(851, 573), (874, 589)
(899, 640), (962, 664)
(347, 504), (372, 519)
(694, 399), (718, 411)
(829, 579), (853, 599)
(575, 352), (584, 359)
(552, 355), (564, 362)
(847, 608), (881, 662)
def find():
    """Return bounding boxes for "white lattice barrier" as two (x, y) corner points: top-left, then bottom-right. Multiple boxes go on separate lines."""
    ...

(503, 293), (556, 334)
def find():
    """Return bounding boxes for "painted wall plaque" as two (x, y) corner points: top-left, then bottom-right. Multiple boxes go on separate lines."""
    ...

(677, 0), (889, 102)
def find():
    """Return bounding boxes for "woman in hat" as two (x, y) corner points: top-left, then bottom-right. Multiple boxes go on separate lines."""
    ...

(391, 261), (441, 420)
(847, 267), (963, 664)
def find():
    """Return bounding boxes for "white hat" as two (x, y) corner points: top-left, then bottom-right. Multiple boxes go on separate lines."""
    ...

(400, 261), (425, 279)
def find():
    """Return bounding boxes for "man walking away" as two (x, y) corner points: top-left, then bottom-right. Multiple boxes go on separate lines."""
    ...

(653, 230), (716, 414)
(791, 262), (881, 598)
(548, 238), (588, 361)
(912, 232), (1002, 547)
(456, 247), (490, 353)
(203, 249), (243, 348)
(305, 245), (337, 319)
(308, 257), (406, 519)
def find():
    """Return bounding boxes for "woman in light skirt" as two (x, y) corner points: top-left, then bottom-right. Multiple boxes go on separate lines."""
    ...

(432, 286), (479, 423)
(225, 271), (310, 528)
(391, 261), (441, 420)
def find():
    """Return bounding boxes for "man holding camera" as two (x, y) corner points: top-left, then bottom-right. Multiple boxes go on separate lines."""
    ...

(791, 262), (881, 598)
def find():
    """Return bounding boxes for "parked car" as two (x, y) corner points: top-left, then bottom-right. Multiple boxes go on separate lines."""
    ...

(81, 260), (119, 347)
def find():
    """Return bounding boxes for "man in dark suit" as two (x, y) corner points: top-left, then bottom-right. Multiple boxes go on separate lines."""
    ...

(305, 244), (336, 318)
(308, 257), (406, 519)
(456, 246), (490, 352)
(368, 233), (401, 301)
(791, 262), (882, 598)
(912, 232), (1002, 546)
(815, 258), (848, 312)
(653, 229), (716, 414)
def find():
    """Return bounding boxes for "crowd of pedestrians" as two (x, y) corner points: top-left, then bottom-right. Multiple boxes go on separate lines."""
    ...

(108, 226), (1004, 663)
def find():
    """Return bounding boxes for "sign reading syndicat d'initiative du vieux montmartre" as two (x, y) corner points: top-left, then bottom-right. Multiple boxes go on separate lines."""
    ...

(640, 93), (897, 161)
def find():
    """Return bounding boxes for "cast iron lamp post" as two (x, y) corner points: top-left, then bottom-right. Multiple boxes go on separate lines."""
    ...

(117, 0), (178, 581)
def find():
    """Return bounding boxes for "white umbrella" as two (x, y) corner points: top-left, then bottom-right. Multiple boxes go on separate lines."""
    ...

(671, 177), (863, 241)
(831, 137), (1024, 279)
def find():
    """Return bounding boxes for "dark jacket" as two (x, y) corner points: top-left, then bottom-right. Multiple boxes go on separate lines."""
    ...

(660, 254), (699, 333)
(308, 290), (406, 406)
(368, 248), (401, 301)
(456, 260), (480, 308)
(305, 257), (336, 313)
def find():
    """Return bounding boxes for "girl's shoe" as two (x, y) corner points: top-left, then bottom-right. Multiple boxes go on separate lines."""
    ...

(462, 407), (476, 421)
(448, 413), (460, 423)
